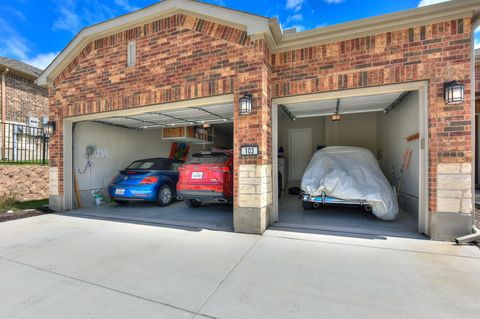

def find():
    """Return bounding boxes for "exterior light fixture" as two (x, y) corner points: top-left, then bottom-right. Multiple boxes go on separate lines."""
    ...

(331, 98), (341, 121)
(239, 93), (253, 115)
(44, 121), (56, 136)
(444, 81), (464, 105)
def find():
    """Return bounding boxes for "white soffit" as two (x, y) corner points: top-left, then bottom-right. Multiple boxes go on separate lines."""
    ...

(283, 92), (404, 118)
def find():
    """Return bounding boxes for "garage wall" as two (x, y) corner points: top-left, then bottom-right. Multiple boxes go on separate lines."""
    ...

(74, 122), (171, 206)
(377, 91), (419, 217)
(278, 116), (326, 157)
(325, 112), (377, 154)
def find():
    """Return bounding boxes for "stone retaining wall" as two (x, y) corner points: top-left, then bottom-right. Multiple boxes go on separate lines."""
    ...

(0, 165), (49, 201)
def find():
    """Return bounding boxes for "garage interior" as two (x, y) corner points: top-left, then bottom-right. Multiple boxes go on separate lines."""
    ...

(275, 90), (423, 239)
(70, 103), (235, 231)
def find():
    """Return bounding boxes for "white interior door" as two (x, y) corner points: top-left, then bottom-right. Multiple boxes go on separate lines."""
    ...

(288, 128), (312, 184)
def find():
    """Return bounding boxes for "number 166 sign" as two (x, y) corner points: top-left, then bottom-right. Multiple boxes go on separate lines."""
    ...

(240, 145), (259, 156)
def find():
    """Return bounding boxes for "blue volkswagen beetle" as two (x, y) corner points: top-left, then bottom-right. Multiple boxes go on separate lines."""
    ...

(108, 158), (183, 206)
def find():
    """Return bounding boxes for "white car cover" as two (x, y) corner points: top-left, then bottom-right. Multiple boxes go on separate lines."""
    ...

(301, 146), (398, 220)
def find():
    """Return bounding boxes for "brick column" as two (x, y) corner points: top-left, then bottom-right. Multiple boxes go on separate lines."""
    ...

(233, 39), (273, 234)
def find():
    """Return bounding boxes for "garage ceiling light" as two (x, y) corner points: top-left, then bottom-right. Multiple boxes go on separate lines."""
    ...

(444, 81), (464, 105)
(331, 99), (341, 122)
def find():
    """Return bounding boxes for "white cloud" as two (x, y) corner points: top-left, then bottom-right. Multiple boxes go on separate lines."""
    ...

(418, 0), (450, 7)
(0, 18), (29, 60)
(286, 13), (303, 23)
(53, 0), (118, 34)
(23, 52), (58, 70)
(285, 0), (304, 12)
(324, 0), (344, 4)
(209, 0), (226, 6)
(52, 0), (81, 32)
(114, 0), (139, 12)
(0, 18), (57, 70)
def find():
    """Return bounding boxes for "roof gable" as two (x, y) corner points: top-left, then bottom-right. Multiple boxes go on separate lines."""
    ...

(38, 0), (480, 87)
(37, 0), (271, 86)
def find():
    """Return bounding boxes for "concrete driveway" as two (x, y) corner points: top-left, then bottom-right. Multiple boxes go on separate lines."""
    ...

(0, 214), (479, 319)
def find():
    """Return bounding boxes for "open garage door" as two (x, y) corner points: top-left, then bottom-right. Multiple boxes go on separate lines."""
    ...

(64, 98), (235, 231)
(272, 83), (429, 239)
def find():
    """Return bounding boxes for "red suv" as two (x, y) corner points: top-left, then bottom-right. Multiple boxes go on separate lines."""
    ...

(177, 151), (233, 207)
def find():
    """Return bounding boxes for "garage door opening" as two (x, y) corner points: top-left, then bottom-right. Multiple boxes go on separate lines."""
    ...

(272, 85), (428, 239)
(69, 102), (235, 231)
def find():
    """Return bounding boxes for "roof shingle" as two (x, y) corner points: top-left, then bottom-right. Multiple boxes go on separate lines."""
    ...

(0, 56), (43, 78)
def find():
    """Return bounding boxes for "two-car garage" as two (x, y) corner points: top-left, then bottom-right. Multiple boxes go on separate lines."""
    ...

(65, 82), (429, 239)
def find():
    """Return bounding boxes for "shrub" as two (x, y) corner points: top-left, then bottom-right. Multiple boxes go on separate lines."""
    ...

(0, 192), (17, 213)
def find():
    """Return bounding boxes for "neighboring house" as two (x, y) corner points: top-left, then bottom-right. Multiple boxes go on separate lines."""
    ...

(0, 56), (48, 125)
(0, 57), (50, 202)
(38, 0), (480, 241)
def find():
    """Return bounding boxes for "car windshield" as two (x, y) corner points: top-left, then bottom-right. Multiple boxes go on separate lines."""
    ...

(188, 153), (229, 164)
(127, 159), (172, 170)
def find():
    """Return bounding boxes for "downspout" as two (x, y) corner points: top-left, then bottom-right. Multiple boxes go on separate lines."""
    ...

(1, 68), (9, 160)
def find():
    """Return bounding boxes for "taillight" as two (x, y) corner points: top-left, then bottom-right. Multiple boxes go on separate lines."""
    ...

(140, 176), (158, 184)
(211, 166), (230, 173)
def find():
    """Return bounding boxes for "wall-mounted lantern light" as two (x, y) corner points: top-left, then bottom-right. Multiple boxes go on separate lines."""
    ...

(239, 93), (253, 115)
(44, 121), (56, 136)
(444, 81), (464, 105)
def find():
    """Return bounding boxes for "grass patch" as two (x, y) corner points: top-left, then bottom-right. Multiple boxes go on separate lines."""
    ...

(12, 199), (49, 211)
(0, 160), (48, 166)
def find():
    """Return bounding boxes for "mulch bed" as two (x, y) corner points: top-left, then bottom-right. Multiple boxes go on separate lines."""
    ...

(0, 209), (48, 222)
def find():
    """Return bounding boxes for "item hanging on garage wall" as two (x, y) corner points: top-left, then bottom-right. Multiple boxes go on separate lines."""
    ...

(169, 142), (190, 161)
(397, 148), (412, 197)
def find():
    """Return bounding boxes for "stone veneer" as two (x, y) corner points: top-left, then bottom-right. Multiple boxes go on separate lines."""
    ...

(436, 163), (472, 214)
(0, 165), (49, 201)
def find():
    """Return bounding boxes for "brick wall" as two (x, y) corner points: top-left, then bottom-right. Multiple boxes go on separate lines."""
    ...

(271, 18), (473, 214)
(49, 14), (272, 209)
(0, 165), (49, 201)
(3, 73), (48, 124)
(48, 12), (475, 232)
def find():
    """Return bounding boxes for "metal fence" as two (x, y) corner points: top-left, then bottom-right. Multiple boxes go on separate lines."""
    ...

(0, 122), (49, 165)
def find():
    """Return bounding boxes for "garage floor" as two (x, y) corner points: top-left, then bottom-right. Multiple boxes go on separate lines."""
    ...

(67, 201), (233, 231)
(276, 194), (423, 239)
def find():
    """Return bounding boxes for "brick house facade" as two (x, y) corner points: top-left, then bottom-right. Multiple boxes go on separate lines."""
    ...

(38, 0), (480, 240)
(0, 57), (48, 125)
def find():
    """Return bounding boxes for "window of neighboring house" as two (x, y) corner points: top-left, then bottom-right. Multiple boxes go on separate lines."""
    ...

(127, 41), (136, 67)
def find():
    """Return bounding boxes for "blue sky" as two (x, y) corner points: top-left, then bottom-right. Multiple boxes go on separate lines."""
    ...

(0, 0), (479, 69)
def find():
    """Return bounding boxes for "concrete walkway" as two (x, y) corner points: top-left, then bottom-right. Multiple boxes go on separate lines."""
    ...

(0, 214), (479, 319)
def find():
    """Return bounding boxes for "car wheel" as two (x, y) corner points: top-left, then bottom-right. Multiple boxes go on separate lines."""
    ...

(157, 185), (174, 207)
(114, 200), (129, 205)
(185, 199), (201, 208)
(302, 201), (314, 210)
